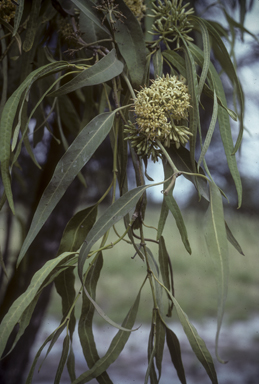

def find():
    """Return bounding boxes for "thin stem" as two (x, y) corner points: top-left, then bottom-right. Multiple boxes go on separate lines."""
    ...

(122, 72), (136, 100)
(156, 140), (179, 173)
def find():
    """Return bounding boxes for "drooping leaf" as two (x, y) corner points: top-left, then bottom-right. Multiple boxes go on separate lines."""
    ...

(72, 286), (142, 384)
(204, 182), (229, 363)
(155, 311), (166, 380)
(17, 111), (116, 266)
(0, 252), (76, 358)
(54, 334), (70, 384)
(165, 325), (187, 384)
(203, 19), (244, 154)
(165, 194), (192, 255)
(49, 49), (124, 97)
(225, 221), (244, 256)
(25, 321), (68, 384)
(114, 0), (146, 88)
(197, 90), (218, 170)
(13, 0), (24, 35)
(162, 50), (187, 78)
(58, 205), (98, 255)
(189, 43), (242, 207)
(153, 276), (218, 384)
(79, 252), (113, 384)
(153, 47), (163, 78)
(158, 236), (171, 295)
(0, 61), (69, 213)
(190, 16), (211, 97)
(145, 319), (158, 384)
(183, 42), (200, 173)
(23, 0), (42, 52)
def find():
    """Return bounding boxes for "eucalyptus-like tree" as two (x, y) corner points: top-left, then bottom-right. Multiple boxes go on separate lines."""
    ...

(0, 0), (256, 383)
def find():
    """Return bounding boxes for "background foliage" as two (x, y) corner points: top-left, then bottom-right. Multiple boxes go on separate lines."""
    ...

(0, 0), (257, 383)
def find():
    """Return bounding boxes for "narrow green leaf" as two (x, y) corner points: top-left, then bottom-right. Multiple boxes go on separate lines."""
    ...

(158, 236), (171, 293)
(114, 0), (146, 87)
(204, 182), (229, 363)
(203, 19), (244, 154)
(162, 50), (187, 78)
(23, 0), (41, 52)
(25, 322), (67, 384)
(71, 0), (111, 35)
(153, 276), (218, 384)
(164, 324), (187, 384)
(0, 252), (76, 358)
(72, 286), (142, 384)
(157, 156), (173, 240)
(165, 194), (192, 255)
(49, 50), (124, 97)
(153, 48), (163, 78)
(79, 252), (113, 384)
(197, 90), (218, 170)
(54, 335), (70, 384)
(189, 43), (242, 207)
(225, 221), (244, 256)
(190, 16), (211, 97)
(58, 205), (98, 255)
(155, 312), (166, 380)
(13, 0), (24, 35)
(17, 111), (116, 266)
(145, 320), (158, 384)
(183, 42), (200, 173)
(0, 61), (68, 212)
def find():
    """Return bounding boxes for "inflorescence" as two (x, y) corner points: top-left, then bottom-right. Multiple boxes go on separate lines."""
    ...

(149, 0), (194, 49)
(125, 74), (192, 162)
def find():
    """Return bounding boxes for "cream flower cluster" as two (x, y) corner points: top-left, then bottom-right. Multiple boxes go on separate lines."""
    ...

(125, 75), (192, 161)
(124, 0), (146, 21)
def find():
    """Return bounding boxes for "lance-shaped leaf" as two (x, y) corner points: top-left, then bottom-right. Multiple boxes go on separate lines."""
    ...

(197, 89), (218, 170)
(79, 252), (113, 383)
(189, 43), (242, 207)
(203, 19), (244, 154)
(225, 221), (244, 256)
(54, 334), (70, 384)
(114, 0), (146, 87)
(0, 61), (69, 213)
(190, 16), (211, 97)
(157, 311), (186, 384)
(23, 0), (41, 52)
(72, 286), (142, 384)
(17, 112), (116, 266)
(13, 0), (24, 35)
(0, 251), (76, 358)
(153, 275), (218, 384)
(49, 49), (124, 97)
(165, 194), (192, 255)
(153, 47), (163, 78)
(204, 182), (229, 363)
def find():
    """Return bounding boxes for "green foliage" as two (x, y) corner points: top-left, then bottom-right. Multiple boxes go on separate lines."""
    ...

(0, 0), (254, 383)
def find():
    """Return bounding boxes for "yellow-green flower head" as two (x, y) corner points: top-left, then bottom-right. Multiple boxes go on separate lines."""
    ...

(125, 75), (192, 162)
(150, 0), (194, 49)
(0, 0), (17, 23)
(124, 0), (146, 22)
